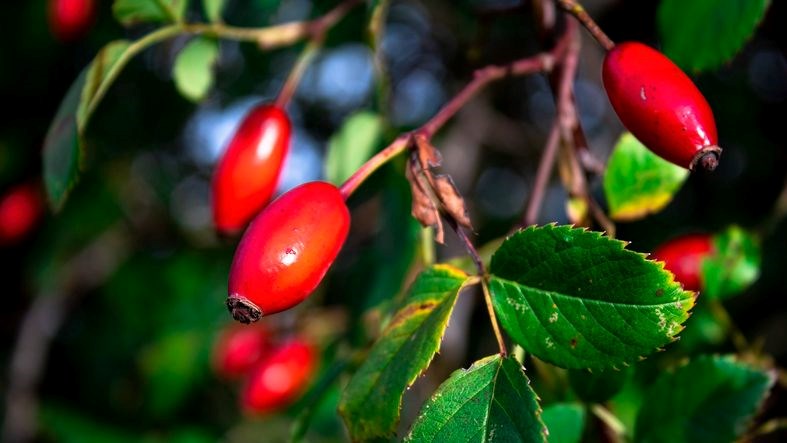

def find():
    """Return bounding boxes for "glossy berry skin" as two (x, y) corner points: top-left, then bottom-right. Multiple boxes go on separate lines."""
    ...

(241, 339), (317, 414)
(0, 183), (43, 245)
(48, 0), (95, 42)
(651, 234), (714, 292)
(603, 42), (720, 171)
(227, 181), (350, 323)
(212, 104), (291, 235)
(213, 324), (271, 379)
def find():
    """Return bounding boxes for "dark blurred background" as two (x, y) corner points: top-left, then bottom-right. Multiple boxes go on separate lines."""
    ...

(0, 0), (786, 441)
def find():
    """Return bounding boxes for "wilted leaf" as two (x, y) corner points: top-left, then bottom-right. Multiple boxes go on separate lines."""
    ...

(490, 225), (695, 369)
(339, 265), (469, 440)
(604, 132), (689, 222)
(405, 355), (546, 442)
(635, 355), (774, 442)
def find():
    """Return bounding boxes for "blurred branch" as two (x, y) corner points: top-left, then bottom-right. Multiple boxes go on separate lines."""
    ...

(2, 226), (131, 443)
(555, 0), (615, 51)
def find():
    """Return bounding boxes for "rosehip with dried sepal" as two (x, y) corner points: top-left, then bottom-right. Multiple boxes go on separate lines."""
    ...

(241, 339), (317, 414)
(48, 0), (95, 42)
(226, 181), (350, 323)
(651, 234), (714, 292)
(212, 323), (271, 379)
(603, 42), (721, 171)
(0, 183), (44, 246)
(212, 104), (291, 235)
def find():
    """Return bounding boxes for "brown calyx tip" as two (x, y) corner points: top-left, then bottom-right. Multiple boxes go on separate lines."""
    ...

(226, 294), (262, 324)
(689, 145), (722, 172)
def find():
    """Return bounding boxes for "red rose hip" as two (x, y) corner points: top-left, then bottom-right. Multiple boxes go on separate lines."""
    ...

(227, 181), (350, 323)
(603, 42), (721, 171)
(651, 234), (714, 292)
(241, 339), (317, 414)
(212, 104), (291, 235)
(212, 323), (271, 379)
(48, 0), (95, 42)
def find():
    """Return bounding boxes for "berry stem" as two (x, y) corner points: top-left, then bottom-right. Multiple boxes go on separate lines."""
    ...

(275, 38), (322, 109)
(555, 0), (615, 51)
(339, 135), (411, 199)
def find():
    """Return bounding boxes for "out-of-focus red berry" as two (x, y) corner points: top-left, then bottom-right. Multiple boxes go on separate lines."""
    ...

(0, 183), (44, 245)
(48, 0), (95, 42)
(241, 339), (317, 414)
(651, 234), (714, 292)
(213, 324), (271, 379)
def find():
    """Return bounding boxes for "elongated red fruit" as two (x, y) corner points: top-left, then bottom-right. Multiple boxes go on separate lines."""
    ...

(227, 181), (350, 323)
(603, 42), (721, 171)
(241, 339), (317, 414)
(212, 104), (291, 235)
(651, 234), (714, 292)
(212, 323), (271, 379)
(0, 183), (43, 245)
(48, 0), (95, 42)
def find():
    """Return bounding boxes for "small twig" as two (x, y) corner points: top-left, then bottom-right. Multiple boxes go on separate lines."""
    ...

(448, 218), (484, 275)
(2, 227), (130, 443)
(339, 135), (412, 199)
(524, 121), (561, 227)
(748, 417), (787, 439)
(591, 404), (627, 443)
(708, 299), (750, 353)
(555, 0), (615, 51)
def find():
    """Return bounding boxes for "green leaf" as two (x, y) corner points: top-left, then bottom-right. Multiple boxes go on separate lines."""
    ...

(489, 225), (695, 369)
(202, 0), (226, 22)
(542, 403), (586, 443)
(325, 111), (383, 185)
(42, 40), (133, 210)
(77, 40), (133, 133)
(569, 367), (630, 404)
(173, 37), (219, 102)
(113, 0), (187, 26)
(635, 355), (775, 443)
(405, 355), (547, 442)
(42, 69), (87, 211)
(338, 265), (470, 441)
(701, 226), (761, 300)
(603, 132), (689, 222)
(658, 0), (771, 72)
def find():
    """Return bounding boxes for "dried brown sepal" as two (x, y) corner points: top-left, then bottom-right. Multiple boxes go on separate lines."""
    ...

(226, 294), (262, 324)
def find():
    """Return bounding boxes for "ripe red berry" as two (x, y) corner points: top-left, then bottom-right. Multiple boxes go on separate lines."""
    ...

(0, 183), (43, 246)
(48, 0), (95, 42)
(603, 42), (721, 171)
(227, 181), (350, 323)
(212, 104), (291, 235)
(241, 339), (317, 414)
(213, 323), (271, 379)
(651, 234), (714, 292)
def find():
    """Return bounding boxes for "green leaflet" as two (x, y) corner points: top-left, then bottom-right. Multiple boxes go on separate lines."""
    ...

(489, 225), (694, 369)
(339, 265), (469, 440)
